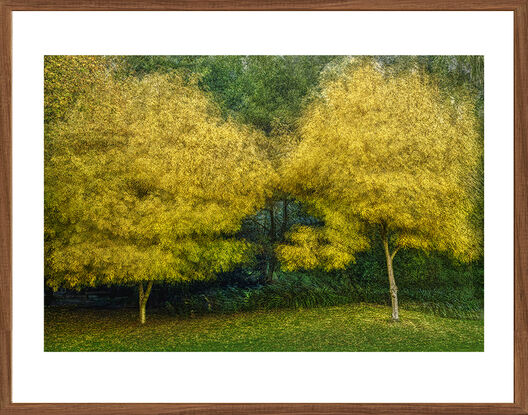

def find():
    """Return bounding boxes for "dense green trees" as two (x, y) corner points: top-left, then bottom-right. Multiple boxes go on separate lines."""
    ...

(45, 55), (484, 322)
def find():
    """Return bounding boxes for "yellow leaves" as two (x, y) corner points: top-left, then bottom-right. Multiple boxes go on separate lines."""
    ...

(44, 56), (109, 124)
(45, 69), (273, 289)
(44, 56), (483, 290)
(282, 58), (482, 266)
(277, 208), (370, 272)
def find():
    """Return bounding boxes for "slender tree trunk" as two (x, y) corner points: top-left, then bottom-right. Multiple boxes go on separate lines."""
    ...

(381, 229), (399, 321)
(266, 206), (277, 283)
(138, 281), (153, 324)
(139, 301), (146, 325)
(266, 260), (276, 283)
(280, 198), (288, 241)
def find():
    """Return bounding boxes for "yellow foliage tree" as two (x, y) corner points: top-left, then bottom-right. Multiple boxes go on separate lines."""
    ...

(44, 55), (109, 125)
(45, 72), (272, 323)
(279, 59), (482, 320)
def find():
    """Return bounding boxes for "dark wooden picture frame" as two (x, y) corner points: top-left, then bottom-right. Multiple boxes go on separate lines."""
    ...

(0, 1), (526, 414)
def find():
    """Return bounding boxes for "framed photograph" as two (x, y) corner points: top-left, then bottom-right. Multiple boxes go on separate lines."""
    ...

(0, 1), (526, 414)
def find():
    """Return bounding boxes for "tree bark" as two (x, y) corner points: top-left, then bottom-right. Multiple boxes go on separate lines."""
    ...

(266, 206), (277, 283)
(139, 300), (146, 325)
(265, 255), (277, 283)
(138, 281), (153, 324)
(381, 228), (399, 321)
(280, 198), (288, 241)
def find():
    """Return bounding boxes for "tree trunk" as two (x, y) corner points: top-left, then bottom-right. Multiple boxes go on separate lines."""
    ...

(138, 281), (153, 324)
(381, 230), (399, 321)
(280, 198), (288, 241)
(266, 206), (277, 283)
(266, 259), (276, 283)
(139, 301), (146, 325)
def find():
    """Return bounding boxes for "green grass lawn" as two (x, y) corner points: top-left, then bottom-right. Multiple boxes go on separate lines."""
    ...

(44, 303), (483, 352)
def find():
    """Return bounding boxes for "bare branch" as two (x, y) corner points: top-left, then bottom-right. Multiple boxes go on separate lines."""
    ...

(144, 280), (154, 303)
(391, 245), (401, 260)
(247, 217), (270, 232)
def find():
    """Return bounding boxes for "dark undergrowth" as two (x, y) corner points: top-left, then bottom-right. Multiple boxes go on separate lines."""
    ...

(47, 249), (483, 321)
(160, 270), (483, 321)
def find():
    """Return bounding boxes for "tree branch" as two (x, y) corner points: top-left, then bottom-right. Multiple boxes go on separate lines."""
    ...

(247, 217), (270, 232)
(144, 280), (153, 303)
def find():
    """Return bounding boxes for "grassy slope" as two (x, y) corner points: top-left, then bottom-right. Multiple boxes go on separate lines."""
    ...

(44, 303), (483, 352)
(44, 304), (484, 351)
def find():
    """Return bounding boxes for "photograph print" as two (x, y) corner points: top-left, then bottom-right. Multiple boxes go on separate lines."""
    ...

(44, 55), (484, 352)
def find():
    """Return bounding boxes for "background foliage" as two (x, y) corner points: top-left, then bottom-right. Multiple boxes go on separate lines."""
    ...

(45, 55), (484, 322)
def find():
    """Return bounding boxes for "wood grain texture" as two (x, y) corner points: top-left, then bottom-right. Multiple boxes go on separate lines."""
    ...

(1, 403), (528, 415)
(514, 0), (528, 413)
(0, 0), (525, 11)
(0, 0), (526, 10)
(1, 1), (527, 414)
(0, 2), (11, 415)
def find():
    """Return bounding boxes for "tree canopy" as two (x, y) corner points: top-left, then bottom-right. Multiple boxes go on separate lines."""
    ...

(278, 58), (482, 319)
(44, 55), (109, 125)
(117, 55), (335, 134)
(44, 55), (484, 323)
(45, 72), (272, 321)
